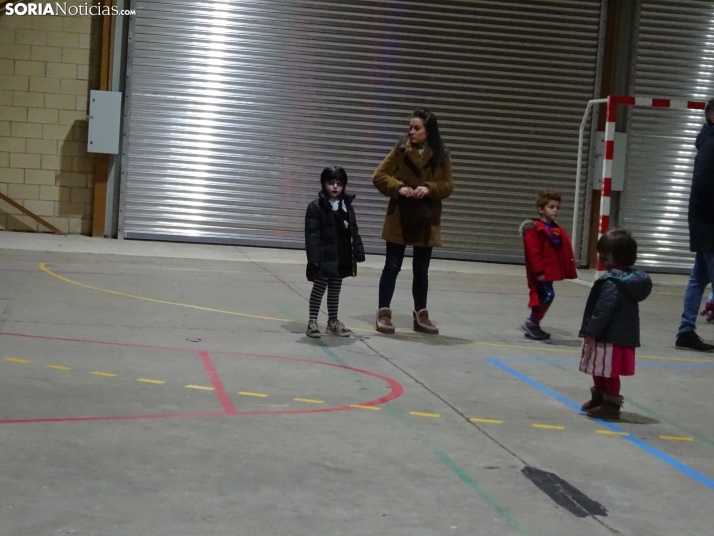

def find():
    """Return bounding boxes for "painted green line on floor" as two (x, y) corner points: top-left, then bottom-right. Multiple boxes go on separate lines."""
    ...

(313, 340), (529, 536)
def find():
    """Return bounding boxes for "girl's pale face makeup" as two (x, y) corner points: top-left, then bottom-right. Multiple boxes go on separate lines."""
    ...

(408, 117), (427, 146)
(325, 179), (344, 200)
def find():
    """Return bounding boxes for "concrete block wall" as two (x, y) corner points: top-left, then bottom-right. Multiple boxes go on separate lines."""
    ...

(0, 4), (102, 234)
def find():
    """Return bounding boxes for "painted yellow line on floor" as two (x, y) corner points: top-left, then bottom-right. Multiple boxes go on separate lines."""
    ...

(410, 412), (440, 418)
(469, 417), (502, 424)
(660, 435), (694, 442)
(351, 404), (381, 411)
(39, 263), (375, 333)
(294, 398), (324, 404)
(46, 364), (71, 371)
(186, 385), (215, 391)
(40, 263), (714, 357)
(239, 391), (268, 397)
(90, 371), (116, 377)
(533, 424), (565, 430)
(596, 430), (629, 436)
(5, 357), (28, 363)
(137, 378), (165, 384)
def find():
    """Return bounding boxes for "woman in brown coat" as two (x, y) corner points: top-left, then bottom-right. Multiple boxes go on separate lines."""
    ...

(373, 108), (454, 335)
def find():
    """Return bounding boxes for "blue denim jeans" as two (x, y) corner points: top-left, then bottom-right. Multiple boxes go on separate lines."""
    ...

(678, 251), (714, 334)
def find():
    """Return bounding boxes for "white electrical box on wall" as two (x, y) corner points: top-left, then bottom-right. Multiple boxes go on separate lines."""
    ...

(87, 90), (122, 154)
(592, 132), (627, 191)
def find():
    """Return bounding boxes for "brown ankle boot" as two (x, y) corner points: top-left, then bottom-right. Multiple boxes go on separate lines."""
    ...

(413, 309), (439, 335)
(586, 394), (623, 420)
(376, 307), (395, 334)
(581, 387), (603, 411)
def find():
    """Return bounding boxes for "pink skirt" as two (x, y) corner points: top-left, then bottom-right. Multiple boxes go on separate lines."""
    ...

(579, 341), (635, 378)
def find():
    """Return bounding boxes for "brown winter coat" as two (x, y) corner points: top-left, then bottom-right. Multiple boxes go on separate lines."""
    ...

(372, 139), (454, 247)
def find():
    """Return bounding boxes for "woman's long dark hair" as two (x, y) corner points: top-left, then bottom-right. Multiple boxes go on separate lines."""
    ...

(412, 107), (447, 171)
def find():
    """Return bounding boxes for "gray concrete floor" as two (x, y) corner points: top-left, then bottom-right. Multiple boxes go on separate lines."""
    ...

(1, 233), (713, 535)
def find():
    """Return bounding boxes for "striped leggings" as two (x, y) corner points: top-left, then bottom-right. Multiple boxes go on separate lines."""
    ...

(309, 277), (343, 321)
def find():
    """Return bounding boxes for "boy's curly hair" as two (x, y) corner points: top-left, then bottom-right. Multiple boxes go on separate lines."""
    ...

(536, 190), (561, 210)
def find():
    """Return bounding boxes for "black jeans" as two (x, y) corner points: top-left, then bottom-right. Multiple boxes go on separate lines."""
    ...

(378, 242), (433, 311)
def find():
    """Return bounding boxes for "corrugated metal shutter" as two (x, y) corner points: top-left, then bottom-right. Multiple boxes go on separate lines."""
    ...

(121, 0), (602, 261)
(621, 1), (714, 271)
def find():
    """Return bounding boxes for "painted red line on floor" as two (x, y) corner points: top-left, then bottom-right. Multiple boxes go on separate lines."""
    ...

(0, 412), (226, 424)
(199, 351), (237, 415)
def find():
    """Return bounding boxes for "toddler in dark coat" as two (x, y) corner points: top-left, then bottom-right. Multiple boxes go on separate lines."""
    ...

(579, 229), (652, 420)
(304, 166), (365, 338)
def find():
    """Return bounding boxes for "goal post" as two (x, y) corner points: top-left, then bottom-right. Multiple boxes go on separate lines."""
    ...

(572, 95), (707, 284)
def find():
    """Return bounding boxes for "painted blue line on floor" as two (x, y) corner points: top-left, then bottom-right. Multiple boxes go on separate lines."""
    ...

(493, 357), (714, 369)
(488, 358), (714, 492)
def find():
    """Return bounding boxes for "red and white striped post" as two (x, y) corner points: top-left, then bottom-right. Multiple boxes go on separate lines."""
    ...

(596, 95), (707, 271)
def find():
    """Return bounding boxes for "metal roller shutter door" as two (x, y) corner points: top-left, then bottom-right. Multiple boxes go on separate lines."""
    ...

(621, 1), (714, 271)
(121, 0), (602, 261)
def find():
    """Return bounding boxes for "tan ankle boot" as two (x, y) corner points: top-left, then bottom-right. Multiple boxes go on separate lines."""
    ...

(581, 387), (603, 411)
(586, 394), (622, 420)
(376, 307), (395, 334)
(413, 309), (438, 335)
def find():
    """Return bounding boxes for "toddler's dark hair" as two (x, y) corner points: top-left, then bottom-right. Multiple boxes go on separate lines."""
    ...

(536, 190), (561, 209)
(320, 166), (348, 189)
(597, 228), (637, 268)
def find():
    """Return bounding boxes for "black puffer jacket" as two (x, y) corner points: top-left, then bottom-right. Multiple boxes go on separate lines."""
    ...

(305, 191), (365, 281)
(579, 269), (652, 347)
(688, 123), (714, 252)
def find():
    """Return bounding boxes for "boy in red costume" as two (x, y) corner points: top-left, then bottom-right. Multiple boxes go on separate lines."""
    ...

(519, 190), (578, 340)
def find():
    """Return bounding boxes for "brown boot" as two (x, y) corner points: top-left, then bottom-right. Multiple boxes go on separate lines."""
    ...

(413, 309), (439, 335)
(581, 387), (603, 411)
(586, 394), (623, 420)
(376, 307), (395, 334)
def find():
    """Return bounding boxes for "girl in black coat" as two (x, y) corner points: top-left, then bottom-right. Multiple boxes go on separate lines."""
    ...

(304, 166), (365, 338)
(579, 229), (652, 420)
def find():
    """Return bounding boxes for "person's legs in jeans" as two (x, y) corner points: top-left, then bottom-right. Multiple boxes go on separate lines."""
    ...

(678, 252), (714, 334)
(412, 246), (433, 311)
(378, 243), (406, 308)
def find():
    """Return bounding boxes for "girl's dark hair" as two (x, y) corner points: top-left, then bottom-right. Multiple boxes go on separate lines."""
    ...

(412, 107), (448, 171)
(597, 229), (637, 268)
(320, 165), (348, 189)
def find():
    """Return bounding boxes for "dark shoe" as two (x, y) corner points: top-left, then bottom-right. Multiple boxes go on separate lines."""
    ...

(521, 321), (551, 341)
(413, 309), (439, 335)
(586, 394), (623, 420)
(675, 330), (714, 352)
(376, 307), (395, 334)
(581, 387), (603, 411)
(306, 320), (321, 338)
(327, 318), (352, 337)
